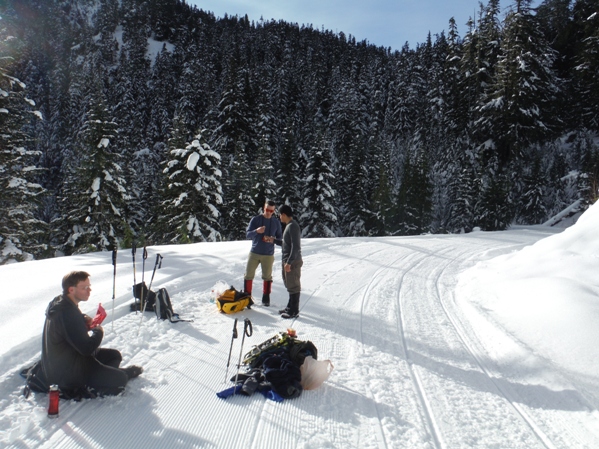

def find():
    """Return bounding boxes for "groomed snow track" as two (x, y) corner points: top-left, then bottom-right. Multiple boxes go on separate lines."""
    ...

(3, 229), (599, 448)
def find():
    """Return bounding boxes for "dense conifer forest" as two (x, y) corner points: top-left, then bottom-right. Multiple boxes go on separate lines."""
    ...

(0, 0), (598, 262)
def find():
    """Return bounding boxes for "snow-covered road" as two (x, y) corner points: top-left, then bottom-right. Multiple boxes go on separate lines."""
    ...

(2, 225), (599, 448)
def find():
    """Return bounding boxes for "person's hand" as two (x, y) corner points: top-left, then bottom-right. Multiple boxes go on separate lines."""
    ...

(262, 236), (274, 243)
(284, 263), (291, 273)
(256, 226), (266, 234)
(84, 315), (93, 329)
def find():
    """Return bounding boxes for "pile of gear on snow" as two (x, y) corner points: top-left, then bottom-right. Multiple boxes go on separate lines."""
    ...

(217, 327), (333, 401)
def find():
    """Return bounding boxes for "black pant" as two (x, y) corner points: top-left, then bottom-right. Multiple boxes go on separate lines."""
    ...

(86, 348), (128, 396)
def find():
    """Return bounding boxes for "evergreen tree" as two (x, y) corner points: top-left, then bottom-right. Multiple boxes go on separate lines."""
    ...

(252, 134), (277, 212)
(158, 129), (223, 243)
(475, 160), (513, 231)
(393, 147), (433, 235)
(62, 88), (129, 253)
(275, 120), (302, 210)
(479, 0), (561, 164)
(447, 151), (479, 233)
(343, 136), (372, 236)
(442, 17), (466, 139)
(468, 0), (502, 156)
(519, 155), (547, 224)
(367, 142), (394, 236)
(578, 131), (599, 205)
(0, 27), (45, 262)
(112, 1), (151, 152)
(148, 44), (176, 144)
(300, 137), (338, 238)
(574, 7), (599, 131)
(223, 140), (255, 240)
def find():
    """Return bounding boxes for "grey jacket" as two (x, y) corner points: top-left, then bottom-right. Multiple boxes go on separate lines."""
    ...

(276, 219), (302, 264)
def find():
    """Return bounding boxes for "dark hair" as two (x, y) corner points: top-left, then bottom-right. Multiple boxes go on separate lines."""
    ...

(62, 271), (90, 296)
(265, 200), (276, 207)
(279, 204), (293, 218)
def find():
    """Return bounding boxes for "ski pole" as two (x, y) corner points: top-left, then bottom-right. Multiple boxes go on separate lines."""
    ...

(140, 246), (148, 313)
(131, 243), (137, 313)
(233, 318), (253, 394)
(112, 248), (117, 332)
(224, 319), (238, 383)
(138, 253), (163, 334)
(147, 253), (163, 292)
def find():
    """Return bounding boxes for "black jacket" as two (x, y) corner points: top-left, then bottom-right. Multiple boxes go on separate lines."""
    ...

(39, 295), (103, 389)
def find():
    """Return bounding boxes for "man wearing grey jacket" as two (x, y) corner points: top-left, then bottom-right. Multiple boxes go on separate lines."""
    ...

(273, 204), (303, 319)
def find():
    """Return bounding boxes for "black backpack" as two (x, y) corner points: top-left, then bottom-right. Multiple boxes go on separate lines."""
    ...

(130, 282), (156, 312)
(154, 288), (193, 323)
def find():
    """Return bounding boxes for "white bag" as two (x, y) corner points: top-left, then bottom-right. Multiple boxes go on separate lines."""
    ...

(300, 356), (334, 390)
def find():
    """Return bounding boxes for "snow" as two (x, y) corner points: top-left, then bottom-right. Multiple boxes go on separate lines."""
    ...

(186, 151), (200, 171)
(0, 202), (598, 448)
(147, 37), (175, 64)
(91, 177), (101, 192)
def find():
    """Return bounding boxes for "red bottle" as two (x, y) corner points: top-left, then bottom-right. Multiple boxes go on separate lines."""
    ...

(48, 385), (59, 418)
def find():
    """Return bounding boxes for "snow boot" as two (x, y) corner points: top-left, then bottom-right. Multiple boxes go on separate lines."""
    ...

(281, 309), (299, 319)
(262, 280), (272, 306)
(122, 365), (143, 380)
(281, 293), (300, 319)
(244, 279), (253, 295)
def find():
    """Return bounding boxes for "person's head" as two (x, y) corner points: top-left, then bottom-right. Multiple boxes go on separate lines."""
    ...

(263, 200), (276, 218)
(62, 271), (91, 304)
(279, 204), (293, 223)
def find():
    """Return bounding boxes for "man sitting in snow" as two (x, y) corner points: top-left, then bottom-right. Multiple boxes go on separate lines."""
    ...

(35, 271), (142, 397)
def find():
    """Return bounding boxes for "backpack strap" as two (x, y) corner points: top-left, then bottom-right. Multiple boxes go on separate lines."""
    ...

(168, 313), (194, 323)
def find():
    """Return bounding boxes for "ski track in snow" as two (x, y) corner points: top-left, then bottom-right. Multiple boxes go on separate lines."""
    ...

(2, 230), (599, 448)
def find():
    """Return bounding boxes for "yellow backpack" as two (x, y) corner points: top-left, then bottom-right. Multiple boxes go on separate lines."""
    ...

(216, 287), (253, 314)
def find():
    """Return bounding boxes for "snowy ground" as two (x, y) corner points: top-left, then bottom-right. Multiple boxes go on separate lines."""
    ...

(1, 202), (598, 449)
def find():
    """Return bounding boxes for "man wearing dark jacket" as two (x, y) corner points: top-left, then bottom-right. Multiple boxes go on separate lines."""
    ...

(38, 271), (142, 396)
(274, 205), (303, 319)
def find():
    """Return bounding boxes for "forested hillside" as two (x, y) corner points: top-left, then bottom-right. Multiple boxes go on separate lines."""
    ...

(0, 0), (598, 262)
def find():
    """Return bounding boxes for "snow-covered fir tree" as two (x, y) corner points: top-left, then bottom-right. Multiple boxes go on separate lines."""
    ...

(158, 129), (223, 243)
(0, 26), (45, 263)
(300, 136), (338, 238)
(62, 88), (129, 253)
(223, 140), (255, 240)
(573, 5), (599, 132)
(479, 0), (561, 164)
(476, 159), (513, 230)
(252, 134), (277, 212)
(393, 146), (433, 235)
(447, 148), (479, 233)
(518, 155), (547, 224)
(275, 121), (302, 211)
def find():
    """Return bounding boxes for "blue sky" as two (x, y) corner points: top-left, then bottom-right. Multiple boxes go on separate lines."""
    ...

(187, 0), (540, 51)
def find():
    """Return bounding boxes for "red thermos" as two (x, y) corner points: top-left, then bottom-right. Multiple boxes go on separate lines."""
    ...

(48, 385), (59, 418)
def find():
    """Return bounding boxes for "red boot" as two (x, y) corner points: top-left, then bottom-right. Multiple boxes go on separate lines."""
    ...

(244, 279), (253, 295)
(262, 280), (272, 306)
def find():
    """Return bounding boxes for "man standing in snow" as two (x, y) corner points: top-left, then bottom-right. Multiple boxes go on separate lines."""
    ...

(37, 271), (142, 397)
(244, 200), (283, 306)
(274, 205), (303, 319)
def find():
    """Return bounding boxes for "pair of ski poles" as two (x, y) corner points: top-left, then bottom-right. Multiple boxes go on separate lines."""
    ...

(224, 318), (253, 394)
(137, 252), (163, 335)
(109, 244), (162, 334)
